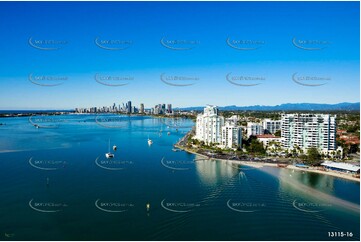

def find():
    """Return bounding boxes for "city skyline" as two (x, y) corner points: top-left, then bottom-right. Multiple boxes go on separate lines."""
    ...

(0, 1), (359, 109)
(75, 100), (173, 115)
(1, 100), (359, 111)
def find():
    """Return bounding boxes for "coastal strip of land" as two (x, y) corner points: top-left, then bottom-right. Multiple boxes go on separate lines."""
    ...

(174, 131), (360, 183)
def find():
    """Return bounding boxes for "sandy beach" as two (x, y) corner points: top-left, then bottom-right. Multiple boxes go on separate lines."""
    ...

(227, 160), (360, 182)
(175, 145), (360, 183)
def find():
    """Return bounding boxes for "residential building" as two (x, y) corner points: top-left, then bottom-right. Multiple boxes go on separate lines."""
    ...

(262, 119), (281, 134)
(226, 115), (239, 125)
(247, 122), (264, 137)
(256, 134), (282, 147)
(194, 105), (224, 145)
(281, 113), (337, 154)
(221, 122), (242, 149)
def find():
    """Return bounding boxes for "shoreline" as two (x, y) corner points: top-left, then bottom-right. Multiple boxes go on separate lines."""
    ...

(175, 145), (360, 183)
(2, 112), (359, 183)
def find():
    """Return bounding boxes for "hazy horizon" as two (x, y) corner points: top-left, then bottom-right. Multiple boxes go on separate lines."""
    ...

(0, 101), (359, 111)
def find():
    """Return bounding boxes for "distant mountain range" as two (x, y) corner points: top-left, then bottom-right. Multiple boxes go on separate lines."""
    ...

(175, 102), (360, 111)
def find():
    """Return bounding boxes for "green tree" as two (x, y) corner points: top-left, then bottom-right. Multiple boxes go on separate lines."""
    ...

(246, 138), (266, 155)
(306, 147), (321, 166)
(349, 144), (359, 153)
(299, 154), (307, 161)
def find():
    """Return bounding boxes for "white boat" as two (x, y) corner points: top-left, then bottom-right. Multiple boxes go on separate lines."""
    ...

(113, 145), (117, 151)
(167, 132), (170, 135)
(147, 135), (153, 145)
(105, 153), (114, 159)
(105, 139), (114, 159)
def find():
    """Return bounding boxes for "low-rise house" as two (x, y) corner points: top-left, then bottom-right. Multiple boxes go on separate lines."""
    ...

(256, 134), (282, 147)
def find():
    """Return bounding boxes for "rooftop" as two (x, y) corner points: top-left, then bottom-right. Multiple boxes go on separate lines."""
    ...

(256, 134), (281, 139)
(321, 161), (360, 172)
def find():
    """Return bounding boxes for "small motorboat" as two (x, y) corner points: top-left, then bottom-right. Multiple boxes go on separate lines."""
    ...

(113, 145), (117, 151)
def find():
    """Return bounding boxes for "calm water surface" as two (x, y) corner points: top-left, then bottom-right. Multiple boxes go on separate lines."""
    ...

(0, 115), (359, 240)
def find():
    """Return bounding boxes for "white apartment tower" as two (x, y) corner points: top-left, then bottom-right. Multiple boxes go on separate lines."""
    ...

(281, 113), (336, 153)
(262, 119), (281, 134)
(221, 123), (242, 149)
(247, 122), (264, 137)
(195, 105), (225, 145)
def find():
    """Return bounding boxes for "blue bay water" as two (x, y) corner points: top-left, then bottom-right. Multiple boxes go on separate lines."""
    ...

(0, 114), (359, 240)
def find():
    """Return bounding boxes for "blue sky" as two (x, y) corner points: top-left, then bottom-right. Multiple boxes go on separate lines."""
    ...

(0, 1), (359, 109)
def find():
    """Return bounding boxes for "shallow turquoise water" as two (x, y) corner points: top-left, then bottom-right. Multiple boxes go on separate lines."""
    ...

(0, 115), (359, 240)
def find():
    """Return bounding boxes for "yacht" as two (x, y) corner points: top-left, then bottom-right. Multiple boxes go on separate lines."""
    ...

(105, 139), (114, 159)
(147, 135), (153, 145)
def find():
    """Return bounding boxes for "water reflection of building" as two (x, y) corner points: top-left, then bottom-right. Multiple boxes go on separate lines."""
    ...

(278, 168), (335, 195)
(194, 156), (239, 185)
(276, 168), (360, 214)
